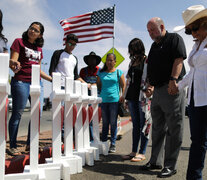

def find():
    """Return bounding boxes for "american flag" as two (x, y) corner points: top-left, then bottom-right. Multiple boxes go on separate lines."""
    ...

(60, 6), (114, 43)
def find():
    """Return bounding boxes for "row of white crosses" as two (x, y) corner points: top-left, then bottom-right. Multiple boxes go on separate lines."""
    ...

(0, 53), (109, 180)
(37, 72), (108, 179)
(44, 72), (109, 178)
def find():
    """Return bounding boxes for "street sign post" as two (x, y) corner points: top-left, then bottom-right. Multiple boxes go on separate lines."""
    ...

(101, 48), (125, 68)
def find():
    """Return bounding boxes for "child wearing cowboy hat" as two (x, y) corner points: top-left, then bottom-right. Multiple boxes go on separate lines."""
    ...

(79, 51), (101, 142)
(80, 51), (101, 90)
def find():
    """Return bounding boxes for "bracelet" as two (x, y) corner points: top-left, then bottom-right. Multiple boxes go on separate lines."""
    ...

(170, 76), (178, 81)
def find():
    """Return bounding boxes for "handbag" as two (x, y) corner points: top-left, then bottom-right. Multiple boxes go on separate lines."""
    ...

(117, 70), (125, 117)
(118, 102), (125, 117)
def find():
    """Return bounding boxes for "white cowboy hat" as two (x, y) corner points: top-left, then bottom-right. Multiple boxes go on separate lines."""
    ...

(173, 5), (207, 32)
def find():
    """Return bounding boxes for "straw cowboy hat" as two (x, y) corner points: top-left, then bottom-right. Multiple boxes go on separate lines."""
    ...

(83, 51), (101, 66)
(174, 5), (207, 32)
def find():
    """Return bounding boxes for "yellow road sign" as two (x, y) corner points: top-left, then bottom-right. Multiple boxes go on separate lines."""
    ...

(101, 48), (125, 68)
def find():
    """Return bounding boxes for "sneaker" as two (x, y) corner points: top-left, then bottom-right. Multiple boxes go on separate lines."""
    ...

(109, 144), (116, 153)
(7, 148), (21, 156)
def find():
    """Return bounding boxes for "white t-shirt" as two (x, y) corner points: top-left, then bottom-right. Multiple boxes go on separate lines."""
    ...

(55, 51), (77, 87)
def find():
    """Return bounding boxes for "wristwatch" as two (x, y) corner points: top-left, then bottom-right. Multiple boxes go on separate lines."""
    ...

(170, 76), (178, 81)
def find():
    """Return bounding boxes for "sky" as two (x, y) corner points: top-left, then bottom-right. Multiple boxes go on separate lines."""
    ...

(1, 0), (207, 97)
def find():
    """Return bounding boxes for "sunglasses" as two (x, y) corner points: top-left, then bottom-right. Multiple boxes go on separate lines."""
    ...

(29, 27), (40, 34)
(185, 24), (200, 35)
(68, 42), (77, 47)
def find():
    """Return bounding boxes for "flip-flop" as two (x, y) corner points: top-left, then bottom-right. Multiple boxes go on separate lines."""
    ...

(122, 153), (136, 160)
(130, 154), (146, 162)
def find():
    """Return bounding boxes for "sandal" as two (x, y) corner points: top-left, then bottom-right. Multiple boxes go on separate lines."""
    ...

(122, 153), (136, 160)
(131, 154), (146, 162)
(7, 148), (21, 156)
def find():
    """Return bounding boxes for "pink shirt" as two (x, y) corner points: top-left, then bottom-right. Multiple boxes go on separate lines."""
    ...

(11, 38), (43, 82)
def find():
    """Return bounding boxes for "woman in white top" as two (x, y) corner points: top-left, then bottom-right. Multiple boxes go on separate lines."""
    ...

(174, 5), (207, 180)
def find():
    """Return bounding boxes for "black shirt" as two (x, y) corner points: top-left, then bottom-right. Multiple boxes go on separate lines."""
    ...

(147, 32), (187, 87)
(126, 61), (144, 100)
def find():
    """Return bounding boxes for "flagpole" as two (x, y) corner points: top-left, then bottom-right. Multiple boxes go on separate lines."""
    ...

(112, 4), (116, 54)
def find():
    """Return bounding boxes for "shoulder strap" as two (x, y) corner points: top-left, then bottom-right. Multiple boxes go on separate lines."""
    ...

(117, 69), (120, 82)
(116, 70), (120, 95)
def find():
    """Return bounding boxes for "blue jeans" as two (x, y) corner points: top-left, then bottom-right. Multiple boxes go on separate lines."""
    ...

(101, 102), (118, 145)
(187, 94), (207, 180)
(9, 78), (31, 148)
(40, 80), (44, 117)
(128, 100), (148, 154)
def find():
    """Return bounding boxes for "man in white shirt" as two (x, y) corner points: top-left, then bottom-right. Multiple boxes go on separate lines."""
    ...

(49, 33), (85, 86)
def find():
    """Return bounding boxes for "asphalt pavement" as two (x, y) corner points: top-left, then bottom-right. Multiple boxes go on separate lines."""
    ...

(70, 116), (207, 180)
(7, 109), (53, 138)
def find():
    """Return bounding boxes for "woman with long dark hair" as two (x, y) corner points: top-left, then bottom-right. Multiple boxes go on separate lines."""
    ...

(122, 38), (150, 162)
(8, 22), (52, 156)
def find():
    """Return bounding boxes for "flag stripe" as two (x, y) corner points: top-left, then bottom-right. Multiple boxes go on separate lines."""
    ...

(64, 25), (114, 34)
(59, 12), (92, 25)
(63, 22), (91, 31)
(77, 37), (112, 43)
(60, 14), (91, 29)
(64, 36), (112, 43)
(64, 23), (113, 33)
(64, 31), (113, 39)
(61, 18), (91, 29)
(60, 6), (114, 43)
